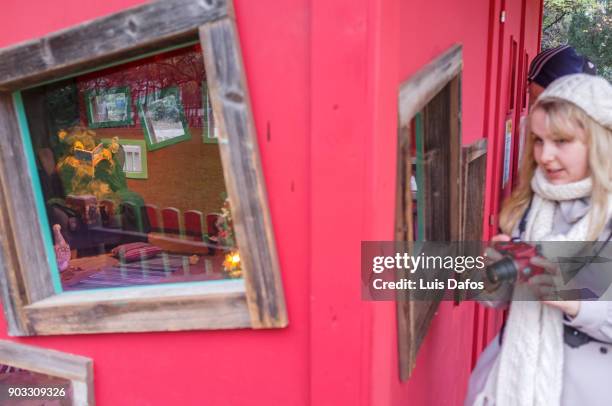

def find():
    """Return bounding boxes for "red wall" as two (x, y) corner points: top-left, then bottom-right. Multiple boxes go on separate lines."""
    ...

(0, 1), (311, 405)
(366, 0), (541, 405)
(0, 0), (541, 405)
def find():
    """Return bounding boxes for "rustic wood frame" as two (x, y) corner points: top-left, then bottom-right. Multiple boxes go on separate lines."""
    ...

(0, 340), (94, 405)
(0, 0), (287, 335)
(452, 139), (488, 303)
(395, 45), (462, 380)
(460, 139), (487, 242)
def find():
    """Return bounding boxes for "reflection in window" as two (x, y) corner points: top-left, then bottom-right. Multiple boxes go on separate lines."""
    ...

(20, 44), (241, 292)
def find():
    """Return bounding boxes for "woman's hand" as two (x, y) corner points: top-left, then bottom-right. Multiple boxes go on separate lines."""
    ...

(491, 234), (511, 242)
(527, 255), (581, 317)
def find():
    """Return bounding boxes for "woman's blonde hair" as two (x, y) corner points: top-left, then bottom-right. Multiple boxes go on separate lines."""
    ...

(499, 98), (612, 240)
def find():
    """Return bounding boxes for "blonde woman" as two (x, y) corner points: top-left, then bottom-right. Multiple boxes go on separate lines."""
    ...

(466, 74), (612, 406)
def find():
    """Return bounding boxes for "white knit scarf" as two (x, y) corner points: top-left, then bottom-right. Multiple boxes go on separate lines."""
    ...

(475, 168), (594, 406)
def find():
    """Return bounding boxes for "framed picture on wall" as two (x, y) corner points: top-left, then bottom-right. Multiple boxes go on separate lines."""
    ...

(202, 81), (219, 144)
(138, 86), (191, 150)
(85, 86), (132, 128)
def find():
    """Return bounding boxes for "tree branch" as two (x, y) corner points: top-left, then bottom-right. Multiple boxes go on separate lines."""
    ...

(544, 11), (568, 32)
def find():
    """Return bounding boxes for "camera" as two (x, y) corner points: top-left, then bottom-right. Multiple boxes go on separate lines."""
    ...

(485, 240), (546, 284)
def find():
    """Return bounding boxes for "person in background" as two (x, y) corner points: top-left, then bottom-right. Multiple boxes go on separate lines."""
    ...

(527, 44), (597, 105)
(465, 74), (612, 406)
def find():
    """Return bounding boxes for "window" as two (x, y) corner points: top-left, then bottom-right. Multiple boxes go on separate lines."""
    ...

(0, 340), (93, 405)
(0, 0), (287, 335)
(123, 141), (146, 177)
(396, 45), (488, 380)
(396, 45), (464, 380)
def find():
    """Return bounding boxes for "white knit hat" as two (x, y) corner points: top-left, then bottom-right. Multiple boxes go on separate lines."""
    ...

(537, 73), (612, 130)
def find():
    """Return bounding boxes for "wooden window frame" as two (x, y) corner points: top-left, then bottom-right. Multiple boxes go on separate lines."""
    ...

(395, 45), (462, 380)
(0, 340), (94, 405)
(0, 0), (287, 335)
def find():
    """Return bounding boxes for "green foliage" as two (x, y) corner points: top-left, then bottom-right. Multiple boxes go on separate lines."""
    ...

(568, 1), (611, 80)
(543, 0), (611, 80)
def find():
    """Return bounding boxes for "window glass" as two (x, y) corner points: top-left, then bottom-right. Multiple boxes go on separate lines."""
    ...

(20, 44), (242, 292)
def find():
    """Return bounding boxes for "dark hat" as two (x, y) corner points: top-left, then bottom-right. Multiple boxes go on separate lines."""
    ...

(527, 45), (597, 88)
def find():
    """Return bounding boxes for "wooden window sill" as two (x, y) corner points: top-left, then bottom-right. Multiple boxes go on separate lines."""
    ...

(22, 281), (250, 335)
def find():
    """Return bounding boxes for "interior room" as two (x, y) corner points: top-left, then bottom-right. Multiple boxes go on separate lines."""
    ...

(20, 44), (241, 291)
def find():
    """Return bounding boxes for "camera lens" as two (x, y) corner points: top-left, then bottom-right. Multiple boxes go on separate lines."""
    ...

(486, 257), (517, 284)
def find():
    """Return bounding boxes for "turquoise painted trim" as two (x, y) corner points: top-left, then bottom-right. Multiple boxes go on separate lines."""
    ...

(59, 277), (245, 295)
(20, 40), (200, 91)
(12, 92), (64, 294)
(415, 113), (425, 242)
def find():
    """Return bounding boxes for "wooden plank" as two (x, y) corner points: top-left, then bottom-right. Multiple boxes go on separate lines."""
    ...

(422, 84), (451, 240)
(397, 299), (413, 381)
(464, 139), (487, 162)
(394, 123), (413, 242)
(0, 142), (32, 336)
(0, 0), (228, 90)
(454, 140), (487, 303)
(395, 121), (414, 379)
(461, 139), (488, 241)
(0, 340), (94, 405)
(147, 232), (212, 255)
(0, 191), (31, 336)
(449, 76), (462, 241)
(399, 44), (462, 128)
(24, 283), (250, 334)
(0, 340), (92, 381)
(396, 47), (464, 381)
(0, 94), (55, 306)
(200, 18), (288, 328)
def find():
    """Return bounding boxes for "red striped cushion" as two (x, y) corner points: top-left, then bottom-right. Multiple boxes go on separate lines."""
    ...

(111, 242), (162, 262)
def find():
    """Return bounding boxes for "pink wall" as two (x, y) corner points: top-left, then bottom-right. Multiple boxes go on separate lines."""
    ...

(369, 0), (541, 405)
(0, 0), (541, 405)
(0, 1), (311, 405)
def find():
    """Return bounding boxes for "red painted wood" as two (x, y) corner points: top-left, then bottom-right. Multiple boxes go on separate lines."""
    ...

(0, 0), (542, 404)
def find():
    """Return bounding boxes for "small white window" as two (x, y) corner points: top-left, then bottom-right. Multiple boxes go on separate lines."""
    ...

(123, 144), (142, 173)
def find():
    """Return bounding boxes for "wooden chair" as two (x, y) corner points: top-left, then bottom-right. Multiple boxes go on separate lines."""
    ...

(161, 207), (182, 237)
(145, 204), (161, 233)
(118, 201), (148, 242)
(184, 210), (205, 241)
